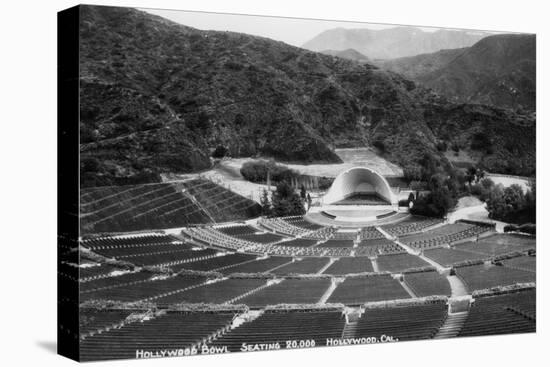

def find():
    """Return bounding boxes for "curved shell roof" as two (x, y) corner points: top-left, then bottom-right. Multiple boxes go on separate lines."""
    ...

(323, 166), (397, 205)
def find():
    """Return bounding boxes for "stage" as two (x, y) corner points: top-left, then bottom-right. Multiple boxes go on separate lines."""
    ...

(305, 205), (408, 227)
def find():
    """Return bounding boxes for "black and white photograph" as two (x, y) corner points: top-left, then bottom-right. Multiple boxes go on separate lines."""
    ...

(52, 1), (541, 364)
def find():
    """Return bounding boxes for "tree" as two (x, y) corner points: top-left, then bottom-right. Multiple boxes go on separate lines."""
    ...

(466, 166), (477, 186)
(212, 145), (228, 158)
(271, 182), (305, 217)
(486, 184), (507, 219)
(503, 184), (525, 211)
(410, 184), (457, 218)
(300, 185), (306, 200)
(480, 177), (495, 190)
(260, 188), (272, 216)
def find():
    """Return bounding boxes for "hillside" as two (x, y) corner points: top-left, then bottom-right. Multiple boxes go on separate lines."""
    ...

(302, 27), (488, 59)
(79, 6), (535, 186)
(419, 34), (535, 111)
(375, 48), (465, 79)
(320, 49), (370, 62)
(378, 34), (536, 111)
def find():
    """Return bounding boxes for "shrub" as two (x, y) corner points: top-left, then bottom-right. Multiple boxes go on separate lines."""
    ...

(504, 223), (536, 235)
(240, 160), (298, 184)
(212, 145), (228, 158)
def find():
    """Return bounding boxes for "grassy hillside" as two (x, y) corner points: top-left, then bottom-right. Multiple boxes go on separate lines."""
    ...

(79, 5), (535, 186)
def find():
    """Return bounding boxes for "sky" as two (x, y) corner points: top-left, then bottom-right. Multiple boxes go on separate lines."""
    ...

(140, 7), (472, 47)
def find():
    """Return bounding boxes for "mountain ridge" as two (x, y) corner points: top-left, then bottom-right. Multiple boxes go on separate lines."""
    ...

(78, 6), (535, 187)
(376, 34), (535, 111)
(302, 26), (490, 59)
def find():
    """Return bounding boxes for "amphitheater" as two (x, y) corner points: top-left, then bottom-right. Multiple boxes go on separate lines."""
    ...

(61, 171), (536, 361)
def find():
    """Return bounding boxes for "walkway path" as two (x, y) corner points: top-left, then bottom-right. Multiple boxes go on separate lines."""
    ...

(318, 279), (341, 304)
(447, 275), (469, 297)
(400, 279), (417, 298)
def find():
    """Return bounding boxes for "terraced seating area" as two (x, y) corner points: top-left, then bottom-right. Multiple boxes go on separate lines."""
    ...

(501, 255), (536, 272)
(303, 226), (337, 240)
(258, 217), (315, 236)
(277, 238), (319, 247)
(281, 216), (324, 230)
(323, 257), (374, 275)
(317, 247), (353, 257)
(121, 248), (219, 267)
(234, 232), (286, 243)
(376, 253), (430, 272)
(454, 234), (535, 255)
(209, 310), (345, 352)
(382, 216), (443, 237)
(182, 179), (261, 223)
(221, 257), (290, 274)
(259, 244), (351, 258)
(80, 183), (212, 234)
(424, 248), (490, 266)
(217, 225), (257, 236)
(356, 303), (447, 340)
(271, 258), (331, 275)
(79, 309), (134, 336)
(80, 271), (155, 293)
(80, 275), (208, 302)
(154, 278), (268, 305)
(80, 180), (261, 234)
(184, 227), (253, 251)
(317, 239), (355, 248)
(459, 290), (536, 337)
(171, 253), (256, 272)
(400, 223), (493, 250)
(327, 276), (410, 304)
(80, 311), (236, 361)
(253, 244), (305, 257)
(455, 264), (536, 292)
(332, 231), (359, 240)
(76, 262), (130, 280)
(359, 227), (385, 240)
(238, 278), (332, 307)
(81, 235), (219, 267)
(355, 238), (404, 256)
(82, 234), (180, 249)
(89, 243), (194, 259)
(404, 271), (451, 297)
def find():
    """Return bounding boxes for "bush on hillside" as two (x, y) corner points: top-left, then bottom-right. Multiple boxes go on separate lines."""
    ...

(240, 160), (298, 184)
(212, 145), (228, 158)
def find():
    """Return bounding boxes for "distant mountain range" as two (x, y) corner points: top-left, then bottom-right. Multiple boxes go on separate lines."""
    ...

(302, 27), (489, 59)
(79, 6), (535, 187)
(377, 34), (535, 111)
(323, 34), (535, 112)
